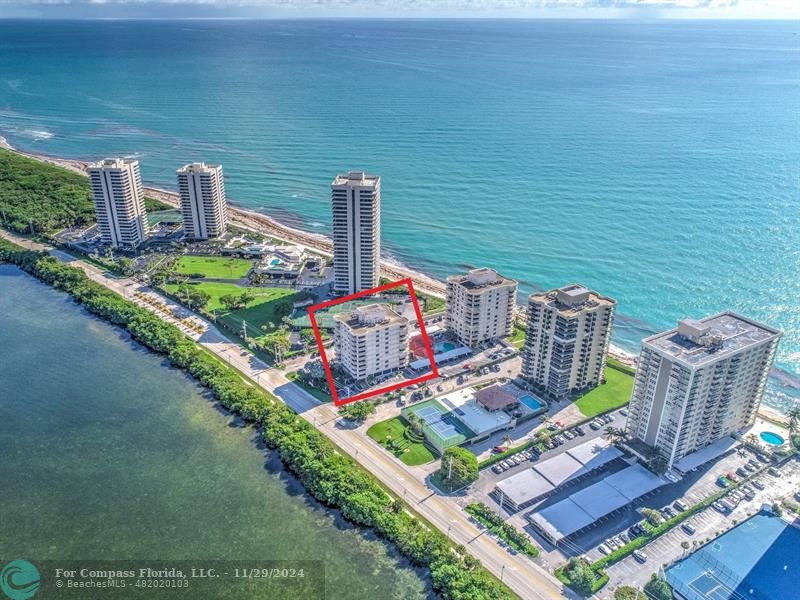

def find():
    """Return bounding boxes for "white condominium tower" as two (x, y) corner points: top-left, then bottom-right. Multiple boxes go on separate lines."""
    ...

(177, 162), (228, 240)
(333, 304), (409, 381)
(331, 171), (381, 295)
(445, 268), (518, 348)
(626, 313), (781, 469)
(87, 158), (149, 248)
(522, 284), (615, 401)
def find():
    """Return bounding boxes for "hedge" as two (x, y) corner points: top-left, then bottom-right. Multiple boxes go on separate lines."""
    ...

(465, 503), (539, 558)
(0, 238), (516, 600)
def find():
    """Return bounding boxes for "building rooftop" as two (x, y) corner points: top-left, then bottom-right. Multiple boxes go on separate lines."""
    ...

(644, 312), (782, 368)
(447, 267), (517, 291)
(177, 162), (222, 173)
(331, 171), (380, 188)
(89, 157), (139, 169)
(333, 303), (407, 333)
(475, 384), (519, 411)
(529, 283), (615, 315)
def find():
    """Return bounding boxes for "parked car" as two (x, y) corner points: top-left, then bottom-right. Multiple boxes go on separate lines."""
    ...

(726, 472), (739, 483)
(499, 461), (509, 470)
(717, 476), (730, 488)
(619, 408), (628, 417)
(712, 501), (728, 513)
(611, 536), (624, 548)
(681, 523), (696, 535)
(555, 435), (566, 444)
(574, 426), (585, 436)
(589, 420), (601, 431)
(756, 454), (770, 464)
(629, 525), (643, 538)
(633, 550), (648, 564)
(720, 499), (736, 512)
(768, 467), (780, 476)
(674, 500), (688, 512)
(492, 446), (507, 454)
(492, 464), (503, 474)
(752, 479), (766, 490)
(618, 531), (630, 544)
(736, 467), (748, 477)
(743, 489), (756, 501)
(605, 538), (618, 551)
(563, 430), (575, 440)
(598, 544), (611, 556)
(521, 450), (532, 459)
(663, 506), (676, 518)
(744, 463), (756, 472)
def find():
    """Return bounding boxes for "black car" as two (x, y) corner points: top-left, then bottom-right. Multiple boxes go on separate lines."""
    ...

(574, 426), (585, 436)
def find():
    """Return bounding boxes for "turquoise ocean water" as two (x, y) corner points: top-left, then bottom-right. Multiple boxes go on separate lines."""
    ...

(0, 19), (798, 411)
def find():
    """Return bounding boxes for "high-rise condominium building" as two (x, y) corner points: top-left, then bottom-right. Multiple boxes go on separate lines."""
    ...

(445, 268), (518, 348)
(334, 304), (409, 381)
(177, 162), (228, 240)
(522, 284), (615, 401)
(88, 158), (149, 248)
(626, 313), (781, 469)
(331, 171), (381, 295)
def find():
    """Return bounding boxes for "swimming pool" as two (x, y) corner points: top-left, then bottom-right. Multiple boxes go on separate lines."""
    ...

(759, 431), (785, 446)
(434, 341), (458, 353)
(519, 394), (545, 411)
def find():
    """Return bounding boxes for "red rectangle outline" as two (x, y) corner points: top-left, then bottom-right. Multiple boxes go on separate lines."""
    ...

(307, 278), (440, 406)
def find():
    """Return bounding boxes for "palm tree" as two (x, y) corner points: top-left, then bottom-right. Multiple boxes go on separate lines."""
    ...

(605, 426), (618, 444)
(788, 406), (800, 436)
(503, 435), (513, 450)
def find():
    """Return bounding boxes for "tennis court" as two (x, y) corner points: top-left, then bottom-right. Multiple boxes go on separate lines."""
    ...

(665, 511), (800, 600)
(402, 399), (476, 452)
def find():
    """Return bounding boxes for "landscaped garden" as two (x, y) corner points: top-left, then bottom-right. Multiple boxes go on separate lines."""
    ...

(367, 416), (436, 466)
(574, 361), (635, 418)
(174, 255), (254, 279)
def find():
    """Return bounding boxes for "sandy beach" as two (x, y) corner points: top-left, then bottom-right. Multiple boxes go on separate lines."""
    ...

(1, 136), (643, 363)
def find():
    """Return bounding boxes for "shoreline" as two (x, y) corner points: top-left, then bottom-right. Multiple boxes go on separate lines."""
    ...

(0, 136), (638, 365)
(6, 136), (800, 401)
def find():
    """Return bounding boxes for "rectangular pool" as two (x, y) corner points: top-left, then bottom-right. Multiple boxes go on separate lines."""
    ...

(519, 394), (545, 411)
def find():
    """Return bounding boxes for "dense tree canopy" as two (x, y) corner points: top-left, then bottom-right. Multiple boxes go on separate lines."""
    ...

(439, 447), (479, 491)
(0, 148), (94, 233)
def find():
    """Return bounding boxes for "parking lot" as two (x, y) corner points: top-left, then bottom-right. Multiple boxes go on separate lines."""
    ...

(562, 444), (778, 561)
(464, 409), (628, 514)
(600, 458), (800, 597)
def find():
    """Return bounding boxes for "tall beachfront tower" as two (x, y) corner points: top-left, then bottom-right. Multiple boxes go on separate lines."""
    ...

(177, 162), (228, 240)
(331, 171), (381, 295)
(445, 268), (518, 348)
(521, 284), (615, 401)
(625, 313), (781, 470)
(333, 303), (409, 381)
(88, 158), (149, 249)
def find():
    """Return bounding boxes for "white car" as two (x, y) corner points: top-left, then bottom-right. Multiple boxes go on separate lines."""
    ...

(605, 538), (618, 551)
(598, 544), (611, 555)
(563, 430), (575, 440)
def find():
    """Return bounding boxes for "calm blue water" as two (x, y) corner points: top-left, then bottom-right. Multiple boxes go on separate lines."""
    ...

(1, 19), (798, 410)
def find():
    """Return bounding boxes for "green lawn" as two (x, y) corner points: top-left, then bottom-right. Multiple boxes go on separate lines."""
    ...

(509, 323), (526, 349)
(164, 282), (296, 333)
(367, 417), (436, 466)
(175, 255), (254, 279)
(574, 364), (634, 418)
